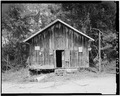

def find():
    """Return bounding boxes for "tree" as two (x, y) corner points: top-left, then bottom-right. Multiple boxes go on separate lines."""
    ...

(2, 3), (117, 71)
(2, 4), (31, 71)
(2, 3), (62, 71)
(61, 2), (117, 67)
(21, 4), (62, 32)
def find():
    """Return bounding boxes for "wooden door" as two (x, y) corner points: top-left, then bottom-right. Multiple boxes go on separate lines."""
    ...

(70, 50), (78, 68)
(65, 50), (70, 68)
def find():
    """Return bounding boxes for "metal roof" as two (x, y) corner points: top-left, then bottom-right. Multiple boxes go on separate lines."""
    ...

(23, 19), (94, 42)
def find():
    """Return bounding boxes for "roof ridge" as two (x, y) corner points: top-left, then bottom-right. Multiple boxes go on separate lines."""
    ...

(23, 19), (94, 42)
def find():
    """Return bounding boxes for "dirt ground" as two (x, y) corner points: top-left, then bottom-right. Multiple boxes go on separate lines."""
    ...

(2, 68), (116, 94)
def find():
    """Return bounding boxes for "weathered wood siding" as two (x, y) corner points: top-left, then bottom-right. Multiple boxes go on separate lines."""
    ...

(28, 22), (89, 68)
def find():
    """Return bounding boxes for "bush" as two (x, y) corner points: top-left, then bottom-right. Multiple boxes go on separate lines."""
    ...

(2, 42), (29, 72)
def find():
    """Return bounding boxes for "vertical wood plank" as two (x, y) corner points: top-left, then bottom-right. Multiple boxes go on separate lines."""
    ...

(65, 27), (67, 49)
(87, 39), (89, 67)
(51, 28), (53, 66)
(77, 35), (79, 67)
(43, 33), (44, 66)
(82, 36), (85, 67)
(39, 34), (42, 65)
(29, 43), (31, 65)
(31, 39), (33, 65)
(84, 38), (86, 67)
(76, 51), (78, 68)
(70, 50), (73, 68)
(53, 25), (55, 67)
(81, 36), (83, 66)
(54, 50), (56, 68)
(49, 29), (51, 65)
(85, 38), (89, 67)
(80, 35), (82, 67)
(71, 30), (74, 50)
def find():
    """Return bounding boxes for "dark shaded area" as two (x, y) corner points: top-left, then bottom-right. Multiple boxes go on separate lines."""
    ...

(56, 50), (63, 68)
(29, 69), (55, 75)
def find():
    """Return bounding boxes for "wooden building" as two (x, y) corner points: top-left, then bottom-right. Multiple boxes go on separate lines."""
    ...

(23, 19), (94, 69)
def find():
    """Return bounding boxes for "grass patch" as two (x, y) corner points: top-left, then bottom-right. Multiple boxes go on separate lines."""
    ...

(2, 68), (29, 83)
(2, 68), (99, 83)
(2, 61), (116, 83)
(103, 60), (116, 74)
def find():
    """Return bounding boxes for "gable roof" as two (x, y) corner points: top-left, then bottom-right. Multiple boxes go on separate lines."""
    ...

(23, 19), (94, 42)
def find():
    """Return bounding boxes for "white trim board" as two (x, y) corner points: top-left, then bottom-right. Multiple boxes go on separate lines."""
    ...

(23, 19), (94, 42)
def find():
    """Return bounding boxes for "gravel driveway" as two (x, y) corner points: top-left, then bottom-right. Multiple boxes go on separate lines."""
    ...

(2, 74), (116, 94)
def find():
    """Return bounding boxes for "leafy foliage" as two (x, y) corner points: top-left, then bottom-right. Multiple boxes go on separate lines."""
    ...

(2, 4), (62, 71)
(2, 2), (117, 72)
(61, 2), (117, 66)
(2, 4), (31, 71)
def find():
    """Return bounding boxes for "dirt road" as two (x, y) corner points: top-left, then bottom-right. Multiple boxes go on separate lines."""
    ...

(2, 74), (116, 94)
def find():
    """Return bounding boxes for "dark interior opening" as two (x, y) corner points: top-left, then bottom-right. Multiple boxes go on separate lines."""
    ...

(29, 69), (55, 75)
(56, 50), (63, 68)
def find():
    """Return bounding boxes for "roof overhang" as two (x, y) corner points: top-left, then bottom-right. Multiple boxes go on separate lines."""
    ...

(23, 19), (94, 42)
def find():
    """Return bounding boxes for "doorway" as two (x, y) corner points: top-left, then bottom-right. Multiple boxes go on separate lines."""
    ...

(56, 50), (64, 68)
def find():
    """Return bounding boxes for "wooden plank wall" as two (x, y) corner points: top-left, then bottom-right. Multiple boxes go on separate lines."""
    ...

(29, 22), (89, 68)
